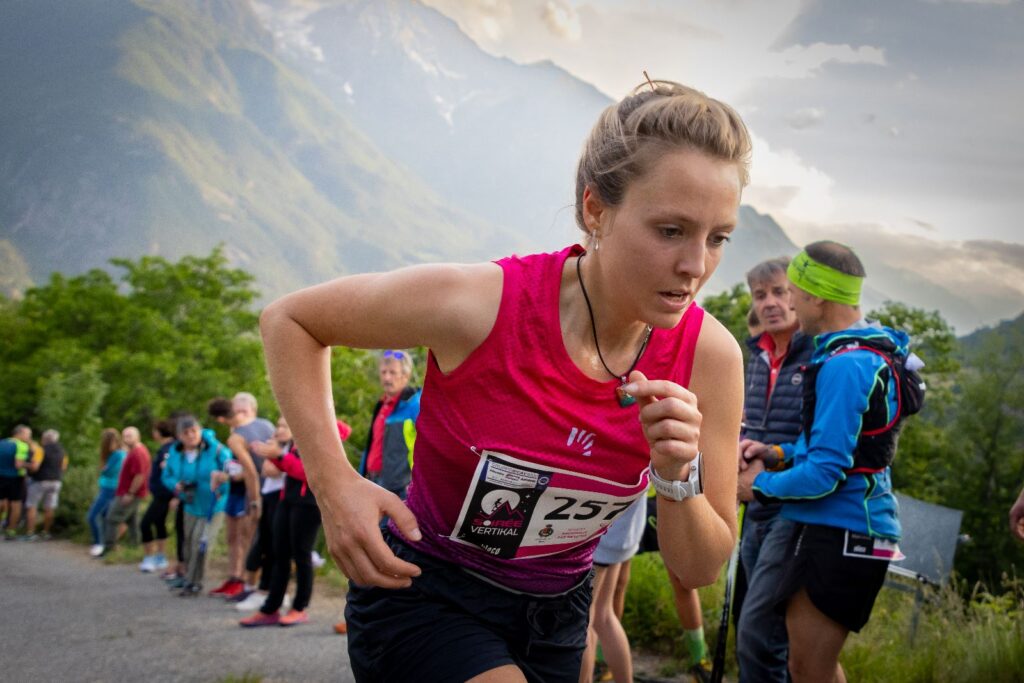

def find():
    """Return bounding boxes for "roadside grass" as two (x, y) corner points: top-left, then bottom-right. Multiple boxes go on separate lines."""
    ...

(217, 674), (263, 683)
(625, 552), (1024, 682)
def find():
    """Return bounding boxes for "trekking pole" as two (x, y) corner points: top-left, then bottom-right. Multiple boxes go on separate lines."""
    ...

(710, 502), (746, 683)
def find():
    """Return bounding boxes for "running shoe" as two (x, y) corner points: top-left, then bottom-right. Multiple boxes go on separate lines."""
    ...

(166, 576), (187, 589)
(235, 591), (268, 612)
(153, 554), (169, 570)
(240, 611), (280, 628)
(138, 556), (157, 573)
(209, 577), (242, 597)
(279, 609), (309, 627)
(89, 543), (104, 556)
(333, 621), (348, 635)
(688, 659), (713, 683)
(227, 588), (253, 603)
(178, 583), (202, 597)
(220, 580), (246, 599)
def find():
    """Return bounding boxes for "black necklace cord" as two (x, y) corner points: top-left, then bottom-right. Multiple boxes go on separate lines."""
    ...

(576, 252), (652, 383)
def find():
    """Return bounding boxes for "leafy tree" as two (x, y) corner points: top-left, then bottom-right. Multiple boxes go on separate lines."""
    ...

(940, 328), (1024, 584)
(0, 246), (270, 434)
(700, 283), (752, 353)
(867, 302), (961, 499)
(35, 363), (108, 466)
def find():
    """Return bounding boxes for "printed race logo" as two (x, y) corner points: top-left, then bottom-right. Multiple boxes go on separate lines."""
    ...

(469, 489), (526, 542)
(566, 427), (596, 457)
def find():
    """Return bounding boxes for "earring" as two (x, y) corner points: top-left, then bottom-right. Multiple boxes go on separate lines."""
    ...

(592, 231), (600, 251)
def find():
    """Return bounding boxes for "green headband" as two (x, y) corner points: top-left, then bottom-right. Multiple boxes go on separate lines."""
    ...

(787, 250), (863, 306)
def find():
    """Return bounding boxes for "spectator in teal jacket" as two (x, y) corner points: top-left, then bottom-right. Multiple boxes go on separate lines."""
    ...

(162, 416), (232, 596)
(87, 428), (125, 555)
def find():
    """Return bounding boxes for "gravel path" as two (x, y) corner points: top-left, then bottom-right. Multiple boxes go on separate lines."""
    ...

(0, 539), (354, 682)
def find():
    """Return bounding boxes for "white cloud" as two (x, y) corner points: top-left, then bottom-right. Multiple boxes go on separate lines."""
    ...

(744, 132), (836, 225)
(542, 0), (582, 41)
(421, 1), (886, 101)
(770, 43), (886, 78)
(785, 107), (825, 130)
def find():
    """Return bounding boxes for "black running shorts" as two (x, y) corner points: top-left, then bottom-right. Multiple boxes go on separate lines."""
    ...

(345, 530), (592, 683)
(0, 475), (25, 502)
(774, 522), (890, 633)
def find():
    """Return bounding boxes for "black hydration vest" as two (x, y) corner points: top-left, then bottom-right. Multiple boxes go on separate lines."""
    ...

(801, 335), (925, 474)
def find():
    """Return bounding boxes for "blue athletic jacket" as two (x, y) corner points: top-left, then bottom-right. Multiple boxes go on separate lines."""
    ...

(752, 324), (908, 540)
(162, 429), (232, 517)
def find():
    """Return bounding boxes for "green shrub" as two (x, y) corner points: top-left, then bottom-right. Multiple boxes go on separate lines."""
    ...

(54, 466), (97, 538)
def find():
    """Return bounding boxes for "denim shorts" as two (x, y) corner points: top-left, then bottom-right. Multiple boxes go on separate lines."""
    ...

(345, 530), (593, 683)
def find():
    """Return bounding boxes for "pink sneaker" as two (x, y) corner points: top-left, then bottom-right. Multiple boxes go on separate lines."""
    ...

(239, 611), (280, 628)
(279, 609), (309, 627)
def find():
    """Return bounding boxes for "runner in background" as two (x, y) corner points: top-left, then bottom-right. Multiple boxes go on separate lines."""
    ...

(262, 80), (747, 682)
(739, 242), (917, 683)
(734, 257), (811, 683)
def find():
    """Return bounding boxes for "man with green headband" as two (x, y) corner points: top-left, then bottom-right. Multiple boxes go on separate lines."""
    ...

(737, 241), (919, 683)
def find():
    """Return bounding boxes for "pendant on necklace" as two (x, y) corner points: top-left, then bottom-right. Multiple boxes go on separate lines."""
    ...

(615, 380), (637, 407)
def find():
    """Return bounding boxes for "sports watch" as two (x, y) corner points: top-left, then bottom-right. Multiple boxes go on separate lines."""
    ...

(650, 451), (704, 501)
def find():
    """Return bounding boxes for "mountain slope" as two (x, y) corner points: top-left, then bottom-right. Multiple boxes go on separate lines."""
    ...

(0, 0), (520, 295)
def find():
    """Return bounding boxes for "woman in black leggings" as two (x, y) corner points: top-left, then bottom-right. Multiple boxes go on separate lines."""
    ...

(240, 419), (351, 627)
(139, 420), (176, 573)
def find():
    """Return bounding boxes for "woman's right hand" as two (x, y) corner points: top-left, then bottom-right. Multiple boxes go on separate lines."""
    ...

(318, 475), (423, 589)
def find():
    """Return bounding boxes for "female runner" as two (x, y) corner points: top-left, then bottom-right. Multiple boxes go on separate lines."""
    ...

(261, 80), (750, 683)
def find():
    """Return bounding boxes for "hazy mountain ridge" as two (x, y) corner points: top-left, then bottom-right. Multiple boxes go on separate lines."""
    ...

(0, 0), (521, 296)
(1, 0), (1018, 332)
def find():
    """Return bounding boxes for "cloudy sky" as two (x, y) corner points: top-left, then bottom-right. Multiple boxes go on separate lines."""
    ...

(422, 0), (1024, 329)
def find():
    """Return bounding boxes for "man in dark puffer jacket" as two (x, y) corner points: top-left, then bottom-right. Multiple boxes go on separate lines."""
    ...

(735, 257), (812, 683)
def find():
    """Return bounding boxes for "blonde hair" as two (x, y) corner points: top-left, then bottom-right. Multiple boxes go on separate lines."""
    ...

(574, 80), (751, 237)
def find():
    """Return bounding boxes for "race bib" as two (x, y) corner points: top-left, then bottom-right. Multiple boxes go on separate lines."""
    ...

(450, 449), (649, 560)
(842, 531), (905, 561)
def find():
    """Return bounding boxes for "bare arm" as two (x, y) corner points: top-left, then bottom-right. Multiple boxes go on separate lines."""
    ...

(226, 433), (259, 505)
(260, 262), (502, 588)
(628, 316), (742, 588)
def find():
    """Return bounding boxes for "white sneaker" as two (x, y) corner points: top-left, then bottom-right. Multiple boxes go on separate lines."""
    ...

(139, 556), (157, 572)
(89, 544), (104, 557)
(311, 550), (326, 569)
(153, 555), (169, 570)
(235, 590), (268, 612)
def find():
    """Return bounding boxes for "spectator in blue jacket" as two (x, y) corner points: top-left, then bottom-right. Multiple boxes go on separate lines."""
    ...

(739, 242), (911, 683)
(162, 416), (232, 596)
(734, 256), (813, 682)
(357, 350), (421, 499)
(87, 429), (125, 556)
(1, 425), (32, 540)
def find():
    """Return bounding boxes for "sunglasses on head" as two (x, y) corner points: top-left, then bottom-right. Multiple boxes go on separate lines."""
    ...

(383, 350), (407, 360)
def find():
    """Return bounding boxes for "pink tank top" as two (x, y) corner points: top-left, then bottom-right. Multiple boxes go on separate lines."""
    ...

(394, 245), (704, 594)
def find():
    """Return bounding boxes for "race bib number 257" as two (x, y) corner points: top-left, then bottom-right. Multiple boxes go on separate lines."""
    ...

(450, 450), (648, 560)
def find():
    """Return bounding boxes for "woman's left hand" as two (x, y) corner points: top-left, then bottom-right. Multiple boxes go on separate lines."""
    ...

(624, 370), (701, 482)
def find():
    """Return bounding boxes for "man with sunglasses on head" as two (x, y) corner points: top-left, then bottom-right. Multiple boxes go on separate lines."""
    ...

(335, 349), (423, 636)
(358, 350), (421, 500)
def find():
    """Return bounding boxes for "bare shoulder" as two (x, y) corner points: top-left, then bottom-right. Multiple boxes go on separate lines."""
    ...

(690, 312), (744, 396)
